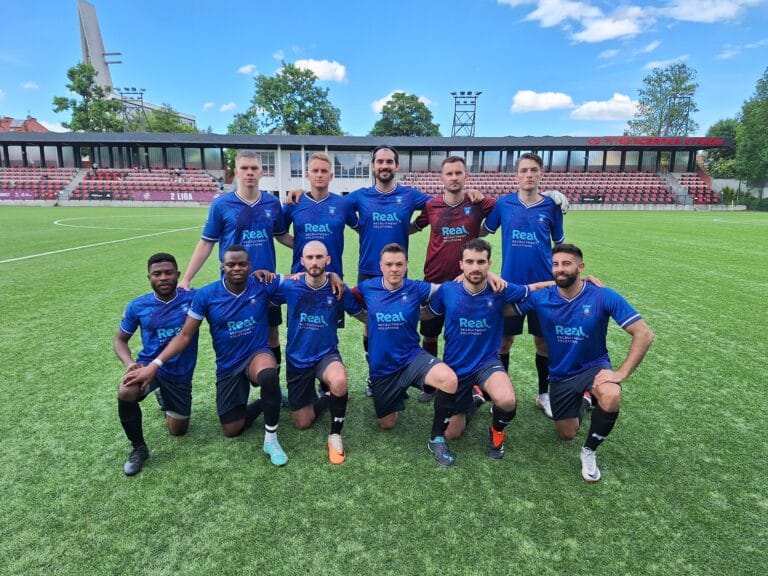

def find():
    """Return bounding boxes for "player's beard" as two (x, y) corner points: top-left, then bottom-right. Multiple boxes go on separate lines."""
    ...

(376, 169), (395, 185)
(555, 272), (578, 288)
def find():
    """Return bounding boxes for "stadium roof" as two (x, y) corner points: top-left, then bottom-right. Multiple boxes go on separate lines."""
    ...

(0, 132), (730, 151)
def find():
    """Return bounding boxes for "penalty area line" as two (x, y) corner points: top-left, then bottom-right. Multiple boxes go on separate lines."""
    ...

(0, 226), (201, 264)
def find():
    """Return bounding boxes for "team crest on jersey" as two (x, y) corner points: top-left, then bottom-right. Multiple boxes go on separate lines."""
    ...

(395, 196), (403, 204)
(486, 298), (494, 308)
(538, 214), (546, 223)
(328, 206), (336, 216)
(249, 297), (257, 306)
(582, 304), (592, 317)
(264, 209), (273, 219)
(182, 304), (189, 313)
(326, 296), (335, 307)
(401, 294), (408, 302)
(464, 206), (472, 216)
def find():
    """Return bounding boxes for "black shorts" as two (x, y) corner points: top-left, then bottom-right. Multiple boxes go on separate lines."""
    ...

(215, 349), (273, 423)
(419, 312), (444, 338)
(268, 303), (282, 327)
(370, 351), (441, 418)
(504, 309), (543, 337)
(550, 365), (610, 420)
(144, 373), (192, 418)
(454, 360), (507, 415)
(286, 352), (342, 411)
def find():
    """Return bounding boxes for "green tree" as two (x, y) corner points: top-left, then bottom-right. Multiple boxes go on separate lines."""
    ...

(626, 62), (699, 136)
(145, 104), (197, 133)
(52, 63), (123, 132)
(229, 62), (342, 135)
(736, 67), (768, 186)
(703, 118), (738, 178)
(369, 92), (441, 137)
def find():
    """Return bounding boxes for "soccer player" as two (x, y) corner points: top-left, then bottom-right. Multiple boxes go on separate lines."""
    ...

(425, 239), (553, 459)
(282, 153), (358, 278)
(123, 245), (289, 467)
(483, 152), (565, 418)
(179, 150), (291, 394)
(270, 241), (366, 464)
(113, 253), (199, 476)
(514, 244), (654, 482)
(410, 155), (496, 402)
(354, 243), (460, 467)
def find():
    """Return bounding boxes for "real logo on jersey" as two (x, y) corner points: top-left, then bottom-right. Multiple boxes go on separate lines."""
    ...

(228, 316), (257, 331)
(300, 313), (329, 326)
(555, 324), (586, 337)
(511, 229), (538, 241)
(304, 222), (331, 233)
(157, 326), (182, 339)
(441, 225), (469, 237)
(376, 311), (406, 322)
(241, 228), (268, 241)
(372, 211), (401, 223)
(459, 317), (491, 329)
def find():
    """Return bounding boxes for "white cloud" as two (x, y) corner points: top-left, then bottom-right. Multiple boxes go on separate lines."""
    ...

(717, 48), (740, 59)
(295, 59), (347, 82)
(524, 0), (601, 27)
(371, 90), (432, 114)
(572, 15), (641, 42)
(220, 102), (236, 112)
(643, 54), (689, 69)
(745, 38), (768, 48)
(237, 64), (257, 75)
(570, 93), (637, 120)
(662, 0), (762, 23)
(598, 49), (619, 59)
(511, 90), (575, 112)
(39, 120), (67, 132)
(640, 40), (661, 53)
(21, 81), (39, 90)
(202, 101), (214, 111)
(273, 49), (284, 60)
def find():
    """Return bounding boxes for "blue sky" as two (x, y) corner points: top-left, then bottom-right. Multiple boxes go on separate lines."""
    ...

(1, 0), (766, 136)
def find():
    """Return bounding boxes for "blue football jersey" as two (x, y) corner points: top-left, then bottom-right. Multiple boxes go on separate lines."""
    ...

(271, 277), (362, 369)
(201, 191), (287, 272)
(189, 276), (281, 377)
(483, 193), (564, 284)
(346, 185), (431, 276)
(516, 283), (642, 382)
(357, 278), (434, 378)
(429, 282), (528, 377)
(119, 288), (199, 383)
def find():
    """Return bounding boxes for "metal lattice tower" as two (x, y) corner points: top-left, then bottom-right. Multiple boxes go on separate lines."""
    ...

(451, 91), (482, 137)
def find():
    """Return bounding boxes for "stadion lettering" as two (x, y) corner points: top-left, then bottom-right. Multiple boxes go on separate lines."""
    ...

(587, 136), (726, 147)
(0, 190), (35, 200)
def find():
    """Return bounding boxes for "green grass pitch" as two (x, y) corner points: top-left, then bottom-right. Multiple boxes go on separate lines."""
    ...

(0, 206), (766, 575)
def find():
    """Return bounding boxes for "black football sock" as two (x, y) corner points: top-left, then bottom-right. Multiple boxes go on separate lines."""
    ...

(118, 399), (146, 449)
(329, 392), (348, 435)
(244, 399), (263, 428)
(313, 392), (329, 418)
(491, 404), (517, 432)
(584, 404), (619, 451)
(536, 354), (549, 395)
(423, 339), (438, 357)
(257, 368), (281, 428)
(430, 390), (456, 439)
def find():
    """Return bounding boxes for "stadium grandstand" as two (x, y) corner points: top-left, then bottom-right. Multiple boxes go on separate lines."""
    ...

(0, 132), (730, 207)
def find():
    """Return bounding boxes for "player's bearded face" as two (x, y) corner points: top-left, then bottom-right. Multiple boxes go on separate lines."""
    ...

(555, 269), (579, 288)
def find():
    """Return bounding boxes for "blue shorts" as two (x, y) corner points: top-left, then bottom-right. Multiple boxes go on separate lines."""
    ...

(286, 352), (342, 411)
(144, 373), (192, 418)
(370, 351), (442, 418)
(504, 309), (543, 337)
(215, 349), (273, 421)
(455, 360), (507, 415)
(550, 365), (609, 420)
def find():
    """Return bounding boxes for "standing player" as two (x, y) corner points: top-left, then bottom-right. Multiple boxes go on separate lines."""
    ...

(113, 253), (199, 476)
(483, 152), (565, 418)
(410, 155), (496, 402)
(124, 245), (289, 467)
(271, 241), (366, 464)
(515, 244), (654, 482)
(179, 150), (291, 401)
(425, 239), (553, 458)
(355, 243), (459, 467)
(282, 153), (358, 277)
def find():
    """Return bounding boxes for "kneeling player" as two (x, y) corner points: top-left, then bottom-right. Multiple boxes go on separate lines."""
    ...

(271, 241), (366, 463)
(514, 244), (654, 482)
(114, 253), (199, 476)
(124, 245), (288, 467)
(425, 239), (553, 459)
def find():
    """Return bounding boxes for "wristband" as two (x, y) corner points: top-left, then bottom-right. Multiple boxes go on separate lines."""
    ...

(151, 358), (163, 368)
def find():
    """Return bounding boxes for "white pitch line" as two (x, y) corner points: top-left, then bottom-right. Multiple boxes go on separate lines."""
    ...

(0, 226), (201, 264)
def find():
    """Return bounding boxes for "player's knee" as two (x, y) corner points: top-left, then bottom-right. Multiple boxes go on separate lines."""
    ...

(328, 378), (347, 396)
(378, 413), (398, 430)
(292, 412), (314, 430)
(167, 419), (189, 436)
(433, 369), (458, 394)
(557, 425), (578, 441)
(222, 421), (245, 437)
(444, 416), (465, 440)
(594, 383), (621, 411)
(117, 386), (140, 403)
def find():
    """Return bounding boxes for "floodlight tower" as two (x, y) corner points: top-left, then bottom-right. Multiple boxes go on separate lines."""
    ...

(451, 90), (482, 137)
(117, 87), (148, 131)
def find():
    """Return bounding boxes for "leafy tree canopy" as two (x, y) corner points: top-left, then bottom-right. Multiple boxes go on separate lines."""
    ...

(369, 92), (441, 137)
